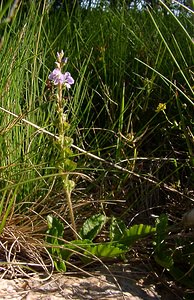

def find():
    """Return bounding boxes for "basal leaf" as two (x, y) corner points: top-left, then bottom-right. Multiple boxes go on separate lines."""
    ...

(155, 214), (168, 243)
(110, 217), (127, 242)
(54, 259), (66, 272)
(154, 252), (174, 270)
(87, 243), (128, 258)
(46, 215), (64, 238)
(120, 224), (156, 247)
(46, 215), (64, 246)
(79, 214), (107, 241)
(61, 239), (93, 261)
(153, 214), (169, 254)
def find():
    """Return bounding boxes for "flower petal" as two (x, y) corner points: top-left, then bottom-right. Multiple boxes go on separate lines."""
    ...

(48, 68), (65, 85)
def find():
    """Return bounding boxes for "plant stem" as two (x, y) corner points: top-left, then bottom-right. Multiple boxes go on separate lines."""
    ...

(57, 82), (77, 238)
(64, 180), (77, 238)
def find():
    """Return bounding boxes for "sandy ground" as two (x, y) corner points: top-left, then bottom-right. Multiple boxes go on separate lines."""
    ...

(1, 258), (183, 300)
(0, 273), (161, 300)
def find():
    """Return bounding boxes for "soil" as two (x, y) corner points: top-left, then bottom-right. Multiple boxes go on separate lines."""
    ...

(0, 263), (182, 300)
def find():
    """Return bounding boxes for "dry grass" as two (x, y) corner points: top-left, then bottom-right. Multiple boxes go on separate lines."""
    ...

(0, 219), (53, 280)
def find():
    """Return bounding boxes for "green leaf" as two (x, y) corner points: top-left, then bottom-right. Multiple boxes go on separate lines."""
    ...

(46, 215), (64, 245)
(61, 239), (93, 261)
(61, 240), (128, 262)
(63, 179), (75, 193)
(79, 214), (107, 241)
(62, 159), (77, 172)
(110, 217), (127, 242)
(154, 252), (174, 270)
(155, 214), (168, 241)
(64, 136), (73, 147)
(120, 224), (156, 247)
(54, 259), (66, 272)
(87, 243), (128, 258)
(154, 214), (169, 254)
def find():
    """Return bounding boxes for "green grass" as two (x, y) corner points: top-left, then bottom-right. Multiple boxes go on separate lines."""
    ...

(0, 0), (193, 292)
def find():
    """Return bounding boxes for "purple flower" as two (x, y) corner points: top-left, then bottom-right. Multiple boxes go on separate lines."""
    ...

(48, 68), (65, 85)
(63, 72), (74, 89)
(48, 69), (74, 88)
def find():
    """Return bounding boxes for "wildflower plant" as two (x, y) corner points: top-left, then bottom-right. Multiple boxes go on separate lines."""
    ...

(48, 50), (77, 238)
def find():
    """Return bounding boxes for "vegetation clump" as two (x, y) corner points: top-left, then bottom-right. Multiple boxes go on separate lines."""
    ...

(0, 0), (193, 298)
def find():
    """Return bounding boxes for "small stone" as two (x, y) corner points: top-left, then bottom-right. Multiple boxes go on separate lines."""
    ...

(183, 209), (194, 227)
